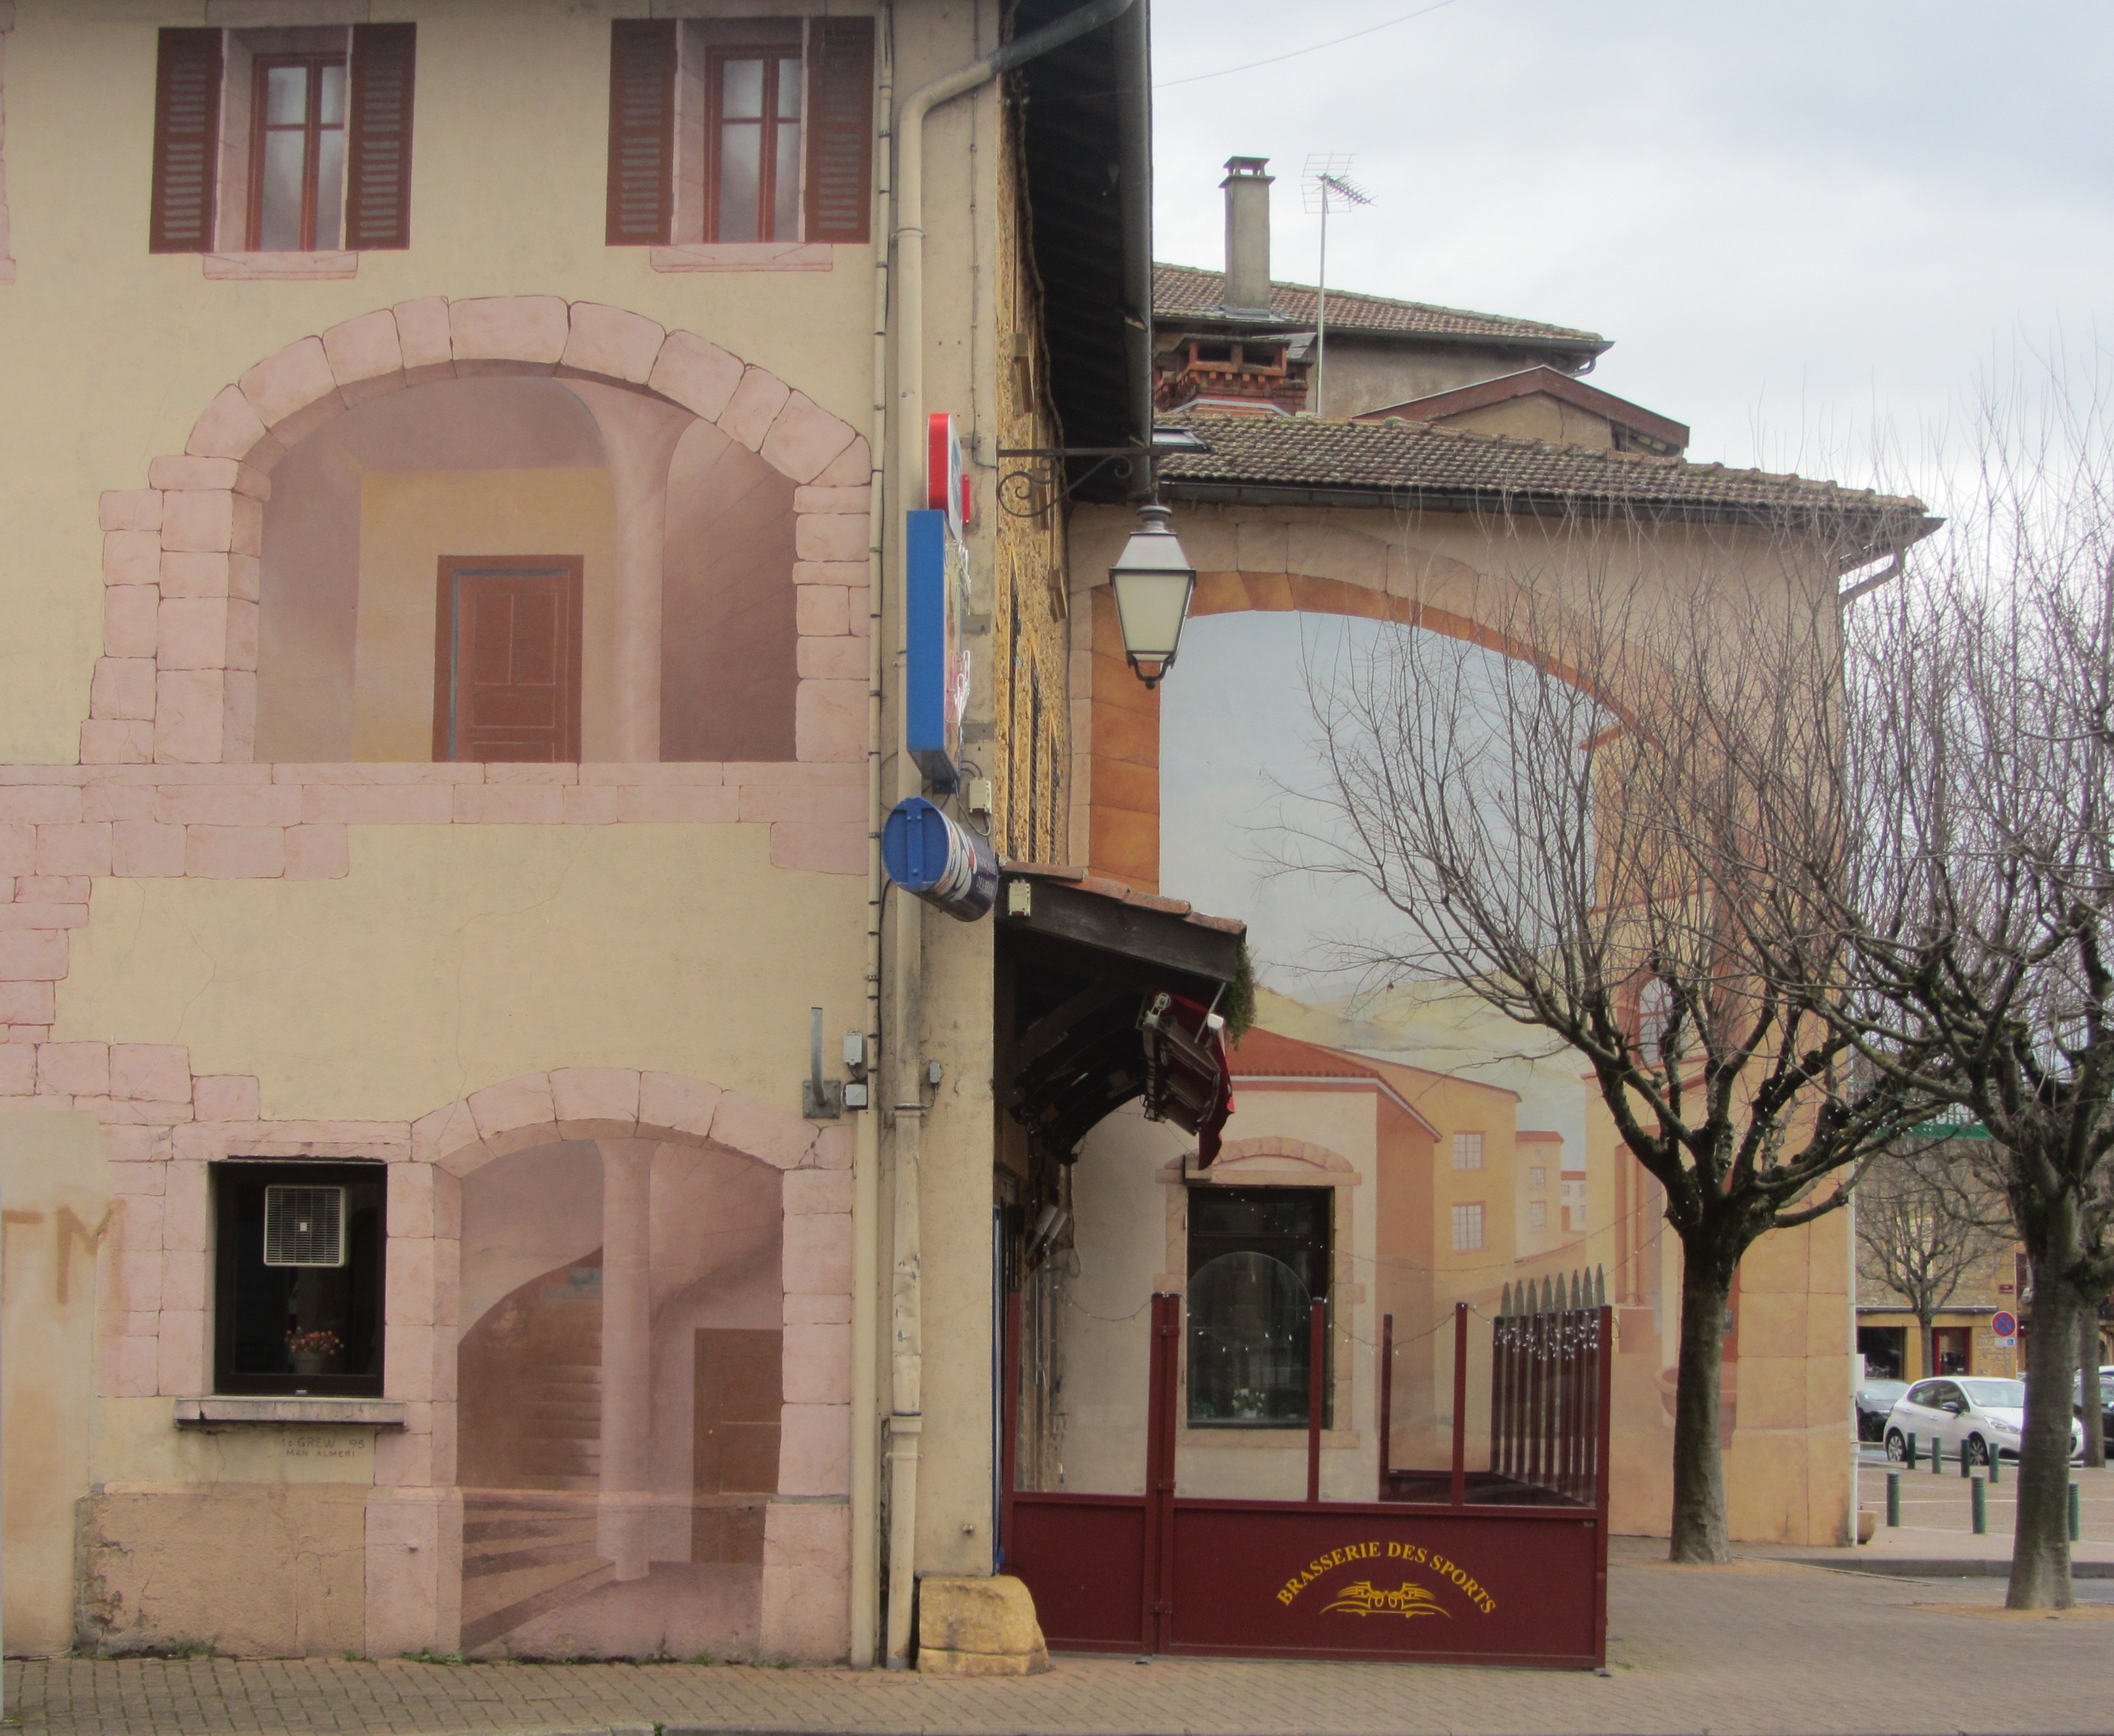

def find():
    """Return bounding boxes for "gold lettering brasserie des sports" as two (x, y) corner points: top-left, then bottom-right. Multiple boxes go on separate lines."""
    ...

(1276, 1541), (1499, 1617)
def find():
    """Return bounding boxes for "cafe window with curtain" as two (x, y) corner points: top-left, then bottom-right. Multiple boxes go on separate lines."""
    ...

(1186, 1187), (1332, 1428)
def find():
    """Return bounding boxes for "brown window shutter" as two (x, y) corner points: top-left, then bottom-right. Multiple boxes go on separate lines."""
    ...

(149, 29), (222, 254)
(606, 20), (677, 246)
(804, 19), (874, 244)
(347, 24), (416, 251)
(807, 18), (875, 244)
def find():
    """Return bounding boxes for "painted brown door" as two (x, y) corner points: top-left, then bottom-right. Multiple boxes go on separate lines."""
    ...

(433, 559), (582, 762)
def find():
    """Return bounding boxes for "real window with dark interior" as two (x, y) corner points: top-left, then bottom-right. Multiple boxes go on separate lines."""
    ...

(1186, 1185), (1331, 1427)
(214, 1161), (386, 1397)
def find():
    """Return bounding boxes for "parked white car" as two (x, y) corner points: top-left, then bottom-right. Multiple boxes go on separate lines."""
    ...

(1883, 1376), (2084, 1464)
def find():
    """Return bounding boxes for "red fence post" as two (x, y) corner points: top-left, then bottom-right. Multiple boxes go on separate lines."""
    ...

(1594, 1301), (1613, 1668)
(1306, 1298), (1325, 1504)
(1377, 1312), (1394, 1500)
(1450, 1300), (1468, 1507)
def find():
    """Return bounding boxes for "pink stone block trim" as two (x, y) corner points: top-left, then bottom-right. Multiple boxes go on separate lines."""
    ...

(780, 1322), (852, 1406)
(649, 241), (834, 273)
(795, 588), (849, 637)
(646, 330), (744, 422)
(240, 335), (340, 429)
(559, 785), (619, 824)
(758, 391), (858, 485)
(466, 1072), (557, 1156)
(711, 1090), (815, 1171)
(91, 659), (157, 721)
(551, 1067), (642, 1140)
(302, 783), (455, 825)
(284, 824), (349, 879)
(637, 1071), (722, 1142)
(783, 1210), (853, 1295)
(792, 486), (870, 516)
(613, 785), (738, 824)
(80, 721), (156, 765)
(412, 1099), (480, 1166)
(148, 456), (269, 498)
(194, 1074), (260, 1121)
(36, 822), (113, 877)
(111, 1043), (192, 1104)
(205, 251), (358, 281)
(783, 1168), (853, 1217)
(560, 303), (666, 385)
(451, 784), (562, 824)
(795, 514), (869, 563)
(794, 681), (867, 766)
(450, 296), (568, 365)
(184, 824), (284, 878)
(113, 821), (185, 876)
(155, 782), (301, 827)
(274, 762), (483, 785)
(776, 1403), (852, 1496)
(0, 902), (90, 928)
(482, 762), (578, 785)
(0, 1043), (33, 1094)
(0, 981), (55, 1023)
(186, 386), (269, 461)
(103, 530), (162, 586)
(158, 552), (234, 599)
(154, 669), (229, 764)
(792, 560), (870, 585)
(577, 762), (724, 785)
(387, 1160), (436, 1238)
(796, 638), (867, 682)
(815, 435), (872, 488)
(393, 298), (453, 370)
(162, 490), (238, 555)
(100, 490), (164, 533)
(322, 309), (404, 386)
(105, 586), (160, 659)
(718, 367), (793, 451)
(38, 1041), (109, 1096)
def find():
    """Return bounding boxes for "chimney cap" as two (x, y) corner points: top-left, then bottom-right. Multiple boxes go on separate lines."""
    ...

(1222, 156), (1271, 182)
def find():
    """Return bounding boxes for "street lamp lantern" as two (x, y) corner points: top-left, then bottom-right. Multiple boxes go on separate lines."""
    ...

(1109, 503), (1197, 688)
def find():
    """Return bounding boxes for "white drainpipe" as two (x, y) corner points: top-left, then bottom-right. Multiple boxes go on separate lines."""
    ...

(879, 0), (1138, 1670)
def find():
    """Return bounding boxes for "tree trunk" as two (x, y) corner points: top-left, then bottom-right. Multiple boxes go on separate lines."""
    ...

(1919, 1312), (1937, 1382)
(2082, 1305), (2107, 1472)
(2009, 1273), (2078, 1609)
(1669, 1249), (1733, 1564)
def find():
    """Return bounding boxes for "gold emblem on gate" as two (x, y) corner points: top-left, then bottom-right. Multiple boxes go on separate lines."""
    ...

(1320, 1579), (1449, 1620)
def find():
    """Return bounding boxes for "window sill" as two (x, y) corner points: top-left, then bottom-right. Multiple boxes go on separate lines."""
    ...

(204, 251), (359, 281)
(650, 241), (834, 274)
(176, 1396), (404, 1426)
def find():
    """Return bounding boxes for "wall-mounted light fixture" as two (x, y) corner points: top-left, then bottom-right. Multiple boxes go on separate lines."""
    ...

(1110, 503), (1197, 689)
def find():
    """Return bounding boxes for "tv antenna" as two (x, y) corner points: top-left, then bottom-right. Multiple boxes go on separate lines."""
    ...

(1302, 155), (1374, 419)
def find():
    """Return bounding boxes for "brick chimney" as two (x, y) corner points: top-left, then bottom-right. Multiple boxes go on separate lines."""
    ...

(1221, 156), (1273, 315)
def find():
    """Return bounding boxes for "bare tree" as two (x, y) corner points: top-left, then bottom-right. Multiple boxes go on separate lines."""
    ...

(1293, 508), (1942, 1564)
(1854, 1141), (2009, 1384)
(1758, 365), (2114, 1607)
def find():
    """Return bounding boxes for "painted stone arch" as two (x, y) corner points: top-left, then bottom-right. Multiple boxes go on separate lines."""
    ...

(87, 297), (874, 768)
(405, 1067), (851, 1663)
(1078, 504), (1606, 889)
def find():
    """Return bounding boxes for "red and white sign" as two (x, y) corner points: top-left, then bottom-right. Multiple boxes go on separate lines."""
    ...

(1992, 1310), (2018, 1340)
(928, 411), (970, 537)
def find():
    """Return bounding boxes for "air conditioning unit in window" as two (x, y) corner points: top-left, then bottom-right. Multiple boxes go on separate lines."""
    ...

(263, 1185), (346, 1268)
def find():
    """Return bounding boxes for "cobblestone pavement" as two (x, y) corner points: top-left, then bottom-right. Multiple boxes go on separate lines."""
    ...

(10, 1541), (2114, 1736)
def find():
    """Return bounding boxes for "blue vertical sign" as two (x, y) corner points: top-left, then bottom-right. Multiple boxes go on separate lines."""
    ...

(906, 507), (968, 791)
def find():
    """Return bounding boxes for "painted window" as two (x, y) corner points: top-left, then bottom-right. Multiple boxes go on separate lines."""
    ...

(605, 18), (873, 248)
(1186, 1186), (1331, 1428)
(149, 25), (416, 255)
(212, 1161), (386, 1397)
(250, 54), (346, 250)
(1451, 1201), (1485, 1253)
(1528, 1165), (1547, 1190)
(1528, 1200), (1548, 1232)
(1452, 1130), (1484, 1170)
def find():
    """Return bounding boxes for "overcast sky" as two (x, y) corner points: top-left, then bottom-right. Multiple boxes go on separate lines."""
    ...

(1147, 0), (2114, 491)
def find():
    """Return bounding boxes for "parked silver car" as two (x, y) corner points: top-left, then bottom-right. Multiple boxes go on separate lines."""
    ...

(1883, 1375), (2084, 1464)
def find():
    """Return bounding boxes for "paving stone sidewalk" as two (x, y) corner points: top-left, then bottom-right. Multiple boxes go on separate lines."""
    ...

(10, 1541), (2114, 1736)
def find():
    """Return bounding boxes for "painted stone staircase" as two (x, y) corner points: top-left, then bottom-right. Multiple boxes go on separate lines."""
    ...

(460, 1492), (614, 1654)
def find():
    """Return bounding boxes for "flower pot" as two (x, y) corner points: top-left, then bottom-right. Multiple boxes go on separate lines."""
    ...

(292, 1350), (330, 1375)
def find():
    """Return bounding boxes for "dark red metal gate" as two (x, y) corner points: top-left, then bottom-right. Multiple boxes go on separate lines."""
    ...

(1002, 1289), (1611, 1668)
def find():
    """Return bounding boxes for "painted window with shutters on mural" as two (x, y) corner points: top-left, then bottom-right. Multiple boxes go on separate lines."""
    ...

(605, 16), (872, 248)
(149, 24), (415, 256)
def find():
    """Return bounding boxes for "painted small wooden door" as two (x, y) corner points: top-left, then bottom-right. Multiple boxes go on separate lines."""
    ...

(433, 558), (583, 762)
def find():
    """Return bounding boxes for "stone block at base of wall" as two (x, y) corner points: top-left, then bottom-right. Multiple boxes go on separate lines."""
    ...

(916, 1575), (1050, 1677)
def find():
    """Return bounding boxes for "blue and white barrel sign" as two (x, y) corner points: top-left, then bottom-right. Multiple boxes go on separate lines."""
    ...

(882, 796), (998, 922)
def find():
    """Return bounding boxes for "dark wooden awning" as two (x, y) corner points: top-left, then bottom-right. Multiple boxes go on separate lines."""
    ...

(997, 865), (1245, 1165)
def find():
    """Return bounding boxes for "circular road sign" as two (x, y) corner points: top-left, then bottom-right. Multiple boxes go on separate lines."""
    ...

(1992, 1310), (2018, 1338)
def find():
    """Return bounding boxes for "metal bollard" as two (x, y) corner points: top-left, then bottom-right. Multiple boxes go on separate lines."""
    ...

(1989, 1450), (2000, 1485)
(1932, 1437), (1945, 1475)
(2071, 1482), (2082, 1543)
(1906, 1432), (1918, 1469)
(1972, 1473), (1987, 1535)
(1886, 1469), (1901, 1527)
(1961, 1444), (1973, 1478)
